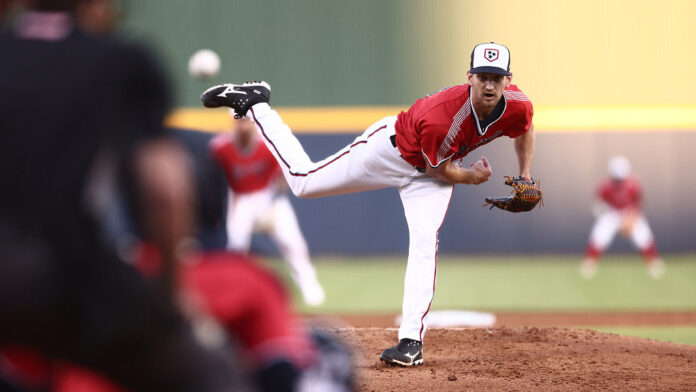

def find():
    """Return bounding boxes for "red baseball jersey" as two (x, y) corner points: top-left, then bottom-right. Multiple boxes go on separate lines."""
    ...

(210, 133), (281, 194)
(597, 175), (642, 211)
(394, 84), (533, 169)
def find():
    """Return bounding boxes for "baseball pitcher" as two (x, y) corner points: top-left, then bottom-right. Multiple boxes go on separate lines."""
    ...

(201, 42), (541, 366)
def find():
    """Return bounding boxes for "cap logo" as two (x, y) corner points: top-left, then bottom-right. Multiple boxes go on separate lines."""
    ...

(484, 48), (499, 62)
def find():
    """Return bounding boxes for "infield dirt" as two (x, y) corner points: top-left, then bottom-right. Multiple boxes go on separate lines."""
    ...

(334, 326), (696, 392)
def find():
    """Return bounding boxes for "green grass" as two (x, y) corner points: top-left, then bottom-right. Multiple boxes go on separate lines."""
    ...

(592, 326), (696, 346)
(263, 254), (696, 313)
(262, 254), (696, 345)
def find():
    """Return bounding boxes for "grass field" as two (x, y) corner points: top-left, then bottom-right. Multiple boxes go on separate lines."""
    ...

(592, 326), (696, 346)
(263, 254), (696, 345)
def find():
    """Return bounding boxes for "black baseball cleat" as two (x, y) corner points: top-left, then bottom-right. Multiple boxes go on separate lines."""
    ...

(379, 338), (423, 366)
(200, 81), (271, 118)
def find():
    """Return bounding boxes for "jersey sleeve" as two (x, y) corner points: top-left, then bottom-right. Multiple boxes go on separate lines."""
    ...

(418, 112), (456, 168)
(502, 87), (534, 139)
(506, 100), (534, 138)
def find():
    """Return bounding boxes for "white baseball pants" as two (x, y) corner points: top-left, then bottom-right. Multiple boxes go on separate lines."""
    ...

(226, 187), (320, 302)
(248, 103), (453, 341)
(589, 211), (655, 251)
(226, 187), (275, 252)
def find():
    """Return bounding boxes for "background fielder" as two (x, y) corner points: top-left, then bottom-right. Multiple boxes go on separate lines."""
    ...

(581, 155), (665, 279)
(210, 114), (325, 307)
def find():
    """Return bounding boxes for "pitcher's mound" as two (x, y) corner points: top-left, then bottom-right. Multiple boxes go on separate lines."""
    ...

(333, 327), (696, 391)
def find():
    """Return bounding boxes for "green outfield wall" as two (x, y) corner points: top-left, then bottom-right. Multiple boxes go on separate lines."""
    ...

(120, 0), (696, 109)
(121, 0), (424, 107)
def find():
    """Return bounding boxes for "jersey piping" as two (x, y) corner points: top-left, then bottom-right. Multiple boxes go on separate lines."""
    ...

(471, 94), (507, 137)
(432, 97), (472, 167)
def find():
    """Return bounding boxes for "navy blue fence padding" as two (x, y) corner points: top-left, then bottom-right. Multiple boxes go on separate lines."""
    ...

(174, 129), (696, 255)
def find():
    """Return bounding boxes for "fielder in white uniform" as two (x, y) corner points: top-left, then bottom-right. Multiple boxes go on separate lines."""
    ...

(201, 43), (536, 366)
(581, 155), (665, 279)
(210, 115), (325, 306)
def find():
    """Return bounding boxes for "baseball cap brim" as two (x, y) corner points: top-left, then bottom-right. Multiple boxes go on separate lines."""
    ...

(469, 66), (511, 76)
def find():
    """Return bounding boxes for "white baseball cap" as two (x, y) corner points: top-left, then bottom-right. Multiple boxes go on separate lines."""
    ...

(608, 155), (631, 180)
(470, 42), (511, 76)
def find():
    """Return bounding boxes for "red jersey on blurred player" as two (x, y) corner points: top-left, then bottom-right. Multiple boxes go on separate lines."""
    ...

(597, 176), (641, 211)
(210, 115), (325, 307)
(581, 156), (664, 279)
(210, 124), (280, 194)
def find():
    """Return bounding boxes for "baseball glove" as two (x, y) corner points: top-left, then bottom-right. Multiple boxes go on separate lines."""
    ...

(484, 176), (543, 213)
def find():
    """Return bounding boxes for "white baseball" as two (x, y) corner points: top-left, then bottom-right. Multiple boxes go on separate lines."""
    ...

(188, 49), (221, 80)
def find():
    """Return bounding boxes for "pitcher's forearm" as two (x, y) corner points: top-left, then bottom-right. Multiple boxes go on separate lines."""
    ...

(515, 124), (535, 178)
(426, 162), (486, 185)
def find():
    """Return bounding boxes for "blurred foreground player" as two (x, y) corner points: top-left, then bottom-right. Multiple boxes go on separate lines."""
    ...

(210, 115), (325, 307)
(0, 0), (238, 390)
(581, 156), (665, 279)
(0, 249), (355, 392)
(201, 42), (537, 366)
(47, 248), (353, 392)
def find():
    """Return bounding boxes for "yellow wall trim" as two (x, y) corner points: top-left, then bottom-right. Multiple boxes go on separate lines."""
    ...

(166, 106), (696, 134)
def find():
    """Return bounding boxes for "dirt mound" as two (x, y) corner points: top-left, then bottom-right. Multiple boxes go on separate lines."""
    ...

(332, 327), (696, 391)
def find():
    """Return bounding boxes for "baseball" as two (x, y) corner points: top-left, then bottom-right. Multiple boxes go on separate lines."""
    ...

(188, 49), (220, 80)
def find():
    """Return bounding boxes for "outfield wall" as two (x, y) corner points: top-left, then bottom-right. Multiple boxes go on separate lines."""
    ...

(117, 0), (696, 109)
